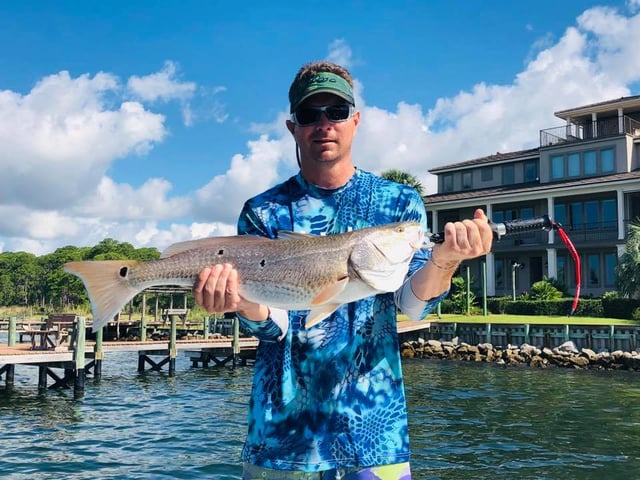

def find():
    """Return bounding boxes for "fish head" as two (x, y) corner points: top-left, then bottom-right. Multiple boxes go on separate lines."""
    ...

(348, 222), (424, 292)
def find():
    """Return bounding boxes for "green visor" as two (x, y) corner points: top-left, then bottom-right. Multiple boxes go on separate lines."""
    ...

(290, 72), (354, 113)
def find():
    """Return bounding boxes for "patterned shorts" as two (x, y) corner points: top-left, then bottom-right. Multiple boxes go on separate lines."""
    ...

(242, 462), (411, 480)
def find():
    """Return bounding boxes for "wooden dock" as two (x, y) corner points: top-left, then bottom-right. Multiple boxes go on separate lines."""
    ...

(0, 337), (260, 364)
(0, 314), (263, 393)
(1, 315), (432, 394)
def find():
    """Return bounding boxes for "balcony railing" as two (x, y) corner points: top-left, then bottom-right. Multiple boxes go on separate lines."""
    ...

(540, 115), (640, 147)
(552, 224), (618, 245)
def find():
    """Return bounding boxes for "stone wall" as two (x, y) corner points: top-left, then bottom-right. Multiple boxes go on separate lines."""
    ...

(401, 338), (640, 371)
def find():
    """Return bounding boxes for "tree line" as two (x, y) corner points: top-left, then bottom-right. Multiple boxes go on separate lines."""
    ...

(0, 239), (160, 311)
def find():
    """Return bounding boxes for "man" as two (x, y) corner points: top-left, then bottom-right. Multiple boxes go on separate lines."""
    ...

(194, 61), (493, 480)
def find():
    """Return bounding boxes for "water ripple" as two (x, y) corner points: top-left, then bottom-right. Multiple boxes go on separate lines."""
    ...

(2, 352), (640, 478)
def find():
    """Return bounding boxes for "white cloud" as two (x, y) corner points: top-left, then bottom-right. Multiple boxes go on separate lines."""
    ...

(627, 0), (640, 13)
(127, 61), (227, 127)
(76, 177), (191, 220)
(327, 39), (354, 68)
(0, 71), (166, 210)
(132, 221), (237, 252)
(193, 132), (296, 225)
(127, 60), (196, 102)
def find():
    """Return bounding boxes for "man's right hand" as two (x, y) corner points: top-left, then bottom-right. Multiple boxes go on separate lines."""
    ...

(193, 264), (269, 321)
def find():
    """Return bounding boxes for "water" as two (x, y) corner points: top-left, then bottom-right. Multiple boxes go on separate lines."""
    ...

(1, 342), (639, 479)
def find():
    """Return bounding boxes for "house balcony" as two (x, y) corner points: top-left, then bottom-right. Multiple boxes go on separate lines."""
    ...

(491, 223), (626, 252)
(540, 115), (640, 148)
(552, 225), (618, 247)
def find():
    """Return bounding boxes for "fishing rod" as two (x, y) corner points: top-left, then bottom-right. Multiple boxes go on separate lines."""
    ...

(428, 215), (581, 316)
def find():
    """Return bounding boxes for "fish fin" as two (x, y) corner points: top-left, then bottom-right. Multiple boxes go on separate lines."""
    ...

(63, 260), (142, 332)
(305, 304), (341, 328)
(160, 235), (271, 258)
(310, 277), (349, 305)
(277, 231), (314, 240)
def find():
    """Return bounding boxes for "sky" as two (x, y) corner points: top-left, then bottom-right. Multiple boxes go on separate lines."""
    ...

(1, 0), (640, 255)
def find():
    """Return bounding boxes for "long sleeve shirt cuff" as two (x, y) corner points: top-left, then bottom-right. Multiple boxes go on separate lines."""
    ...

(395, 278), (449, 320)
(237, 308), (289, 342)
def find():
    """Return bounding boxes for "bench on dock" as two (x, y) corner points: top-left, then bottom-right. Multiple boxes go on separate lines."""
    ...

(160, 308), (190, 325)
(16, 314), (78, 350)
(46, 313), (78, 332)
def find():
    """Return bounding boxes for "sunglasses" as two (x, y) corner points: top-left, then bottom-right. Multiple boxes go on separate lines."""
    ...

(291, 104), (354, 126)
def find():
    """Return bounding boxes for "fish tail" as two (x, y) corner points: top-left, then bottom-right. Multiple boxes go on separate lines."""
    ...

(63, 260), (142, 332)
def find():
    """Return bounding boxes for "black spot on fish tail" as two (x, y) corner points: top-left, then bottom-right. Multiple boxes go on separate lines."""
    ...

(259, 259), (266, 268)
(119, 266), (129, 278)
(218, 249), (224, 255)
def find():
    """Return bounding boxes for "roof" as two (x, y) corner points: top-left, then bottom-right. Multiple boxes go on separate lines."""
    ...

(554, 94), (640, 121)
(424, 171), (640, 205)
(428, 147), (540, 174)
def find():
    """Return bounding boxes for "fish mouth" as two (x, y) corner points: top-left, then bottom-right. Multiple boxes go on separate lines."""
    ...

(410, 239), (422, 250)
(410, 230), (425, 251)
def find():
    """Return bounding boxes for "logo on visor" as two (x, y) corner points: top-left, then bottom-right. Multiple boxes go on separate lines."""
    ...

(308, 75), (336, 85)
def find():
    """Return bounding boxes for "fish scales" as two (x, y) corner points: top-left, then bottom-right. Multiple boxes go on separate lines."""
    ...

(128, 235), (354, 304)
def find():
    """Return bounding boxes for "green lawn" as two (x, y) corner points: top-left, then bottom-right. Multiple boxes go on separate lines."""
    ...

(399, 313), (638, 326)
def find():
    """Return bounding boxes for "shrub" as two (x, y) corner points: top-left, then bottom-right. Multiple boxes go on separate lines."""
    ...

(438, 299), (455, 314)
(485, 296), (604, 316)
(529, 279), (563, 301)
(449, 276), (476, 314)
(602, 297), (640, 319)
(486, 297), (511, 314)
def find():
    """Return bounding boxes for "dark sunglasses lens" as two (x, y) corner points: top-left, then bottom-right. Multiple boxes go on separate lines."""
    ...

(295, 108), (321, 125)
(325, 105), (351, 121)
(294, 105), (352, 125)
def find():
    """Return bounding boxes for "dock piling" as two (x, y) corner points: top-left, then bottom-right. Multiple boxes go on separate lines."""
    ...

(4, 317), (16, 386)
(169, 314), (177, 376)
(94, 327), (103, 380)
(73, 316), (86, 394)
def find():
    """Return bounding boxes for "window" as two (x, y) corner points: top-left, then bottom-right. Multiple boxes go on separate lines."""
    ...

(481, 167), (493, 182)
(520, 207), (534, 219)
(557, 255), (566, 287)
(584, 150), (597, 175)
(554, 204), (567, 226)
(568, 152), (581, 176)
(556, 198), (617, 231)
(551, 155), (564, 179)
(524, 161), (538, 182)
(588, 254), (600, 286)
(571, 202), (584, 230)
(602, 199), (616, 229)
(493, 207), (533, 223)
(600, 148), (614, 172)
(442, 174), (453, 192)
(551, 148), (615, 179)
(495, 258), (504, 289)
(502, 165), (514, 185)
(604, 253), (617, 286)
(462, 171), (473, 190)
(585, 201), (599, 229)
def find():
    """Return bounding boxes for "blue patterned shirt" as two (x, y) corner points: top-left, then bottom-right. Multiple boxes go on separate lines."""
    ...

(237, 169), (441, 471)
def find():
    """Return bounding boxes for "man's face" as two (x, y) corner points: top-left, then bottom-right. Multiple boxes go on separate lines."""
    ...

(287, 92), (360, 166)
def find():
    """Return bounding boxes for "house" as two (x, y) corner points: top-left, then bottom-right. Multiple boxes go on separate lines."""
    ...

(424, 95), (640, 298)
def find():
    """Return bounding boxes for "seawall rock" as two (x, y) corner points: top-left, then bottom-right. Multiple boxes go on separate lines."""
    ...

(402, 339), (640, 371)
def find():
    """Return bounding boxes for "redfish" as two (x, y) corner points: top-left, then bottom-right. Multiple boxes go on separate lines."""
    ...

(64, 222), (424, 331)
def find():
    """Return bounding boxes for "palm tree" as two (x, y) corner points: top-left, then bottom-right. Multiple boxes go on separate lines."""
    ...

(616, 219), (640, 298)
(380, 169), (424, 196)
